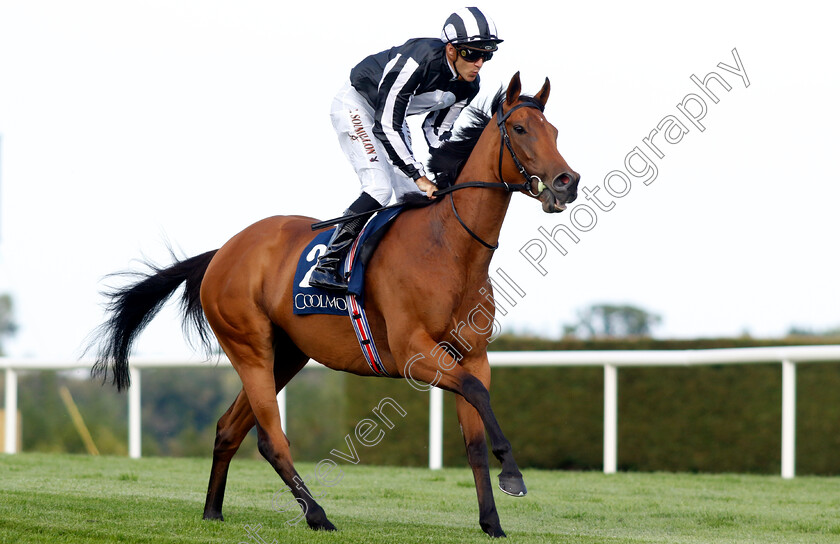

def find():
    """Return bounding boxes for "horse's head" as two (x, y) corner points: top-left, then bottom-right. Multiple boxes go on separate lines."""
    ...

(498, 72), (580, 213)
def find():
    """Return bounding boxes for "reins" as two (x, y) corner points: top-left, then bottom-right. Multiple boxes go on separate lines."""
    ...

(311, 100), (547, 250)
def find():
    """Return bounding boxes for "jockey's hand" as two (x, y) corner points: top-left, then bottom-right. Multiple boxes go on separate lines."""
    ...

(416, 176), (437, 199)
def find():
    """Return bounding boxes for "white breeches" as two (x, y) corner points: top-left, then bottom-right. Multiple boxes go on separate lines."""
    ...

(330, 81), (423, 206)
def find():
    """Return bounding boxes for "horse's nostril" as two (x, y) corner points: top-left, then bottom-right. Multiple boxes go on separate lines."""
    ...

(552, 174), (571, 191)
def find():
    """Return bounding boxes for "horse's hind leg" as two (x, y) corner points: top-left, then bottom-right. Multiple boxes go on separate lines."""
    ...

(203, 336), (308, 521)
(214, 322), (335, 531)
(203, 388), (252, 520)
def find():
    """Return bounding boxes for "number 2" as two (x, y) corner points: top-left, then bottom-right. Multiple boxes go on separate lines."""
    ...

(299, 244), (327, 288)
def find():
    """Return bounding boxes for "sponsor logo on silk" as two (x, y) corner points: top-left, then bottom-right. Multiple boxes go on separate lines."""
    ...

(348, 110), (378, 162)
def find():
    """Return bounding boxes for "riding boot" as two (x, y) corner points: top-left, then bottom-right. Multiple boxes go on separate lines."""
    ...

(309, 193), (380, 292)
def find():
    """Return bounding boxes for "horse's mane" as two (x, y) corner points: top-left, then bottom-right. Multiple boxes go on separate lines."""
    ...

(426, 89), (542, 189)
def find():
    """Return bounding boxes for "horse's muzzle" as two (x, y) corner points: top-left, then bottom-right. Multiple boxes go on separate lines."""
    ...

(540, 171), (580, 213)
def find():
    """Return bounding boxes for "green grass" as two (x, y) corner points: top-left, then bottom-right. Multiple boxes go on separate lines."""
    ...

(1, 453), (839, 543)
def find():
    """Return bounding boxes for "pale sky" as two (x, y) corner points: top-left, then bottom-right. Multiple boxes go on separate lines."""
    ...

(1, 1), (838, 359)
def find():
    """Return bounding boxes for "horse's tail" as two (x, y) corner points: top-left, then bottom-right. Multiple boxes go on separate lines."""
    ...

(89, 249), (218, 391)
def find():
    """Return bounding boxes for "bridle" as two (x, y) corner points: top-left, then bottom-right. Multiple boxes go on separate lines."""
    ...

(438, 99), (547, 250)
(496, 101), (548, 197)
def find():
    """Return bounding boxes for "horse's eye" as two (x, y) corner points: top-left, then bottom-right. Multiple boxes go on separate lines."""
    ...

(513, 125), (526, 134)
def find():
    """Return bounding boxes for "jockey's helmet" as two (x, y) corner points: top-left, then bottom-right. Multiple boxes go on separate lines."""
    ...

(441, 7), (503, 49)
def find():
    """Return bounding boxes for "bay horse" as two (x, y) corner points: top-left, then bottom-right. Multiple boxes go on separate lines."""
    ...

(90, 72), (579, 538)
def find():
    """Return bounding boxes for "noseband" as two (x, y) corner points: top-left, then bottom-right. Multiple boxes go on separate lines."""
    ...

(443, 99), (546, 250)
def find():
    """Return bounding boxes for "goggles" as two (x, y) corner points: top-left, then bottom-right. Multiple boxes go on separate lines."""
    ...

(456, 44), (496, 63)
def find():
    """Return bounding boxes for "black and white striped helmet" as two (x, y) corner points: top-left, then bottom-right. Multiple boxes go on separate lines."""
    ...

(441, 7), (503, 46)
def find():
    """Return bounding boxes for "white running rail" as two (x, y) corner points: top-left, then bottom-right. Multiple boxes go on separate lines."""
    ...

(3, 345), (840, 478)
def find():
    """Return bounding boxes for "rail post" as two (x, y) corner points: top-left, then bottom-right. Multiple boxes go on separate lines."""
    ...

(781, 359), (796, 479)
(429, 387), (444, 469)
(277, 388), (286, 432)
(4, 367), (17, 454)
(603, 364), (618, 474)
(128, 367), (141, 459)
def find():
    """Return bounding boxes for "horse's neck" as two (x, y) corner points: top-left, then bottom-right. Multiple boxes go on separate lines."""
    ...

(441, 132), (513, 257)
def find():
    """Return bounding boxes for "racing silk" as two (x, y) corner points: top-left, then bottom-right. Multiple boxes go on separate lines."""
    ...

(349, 38), (480, 181)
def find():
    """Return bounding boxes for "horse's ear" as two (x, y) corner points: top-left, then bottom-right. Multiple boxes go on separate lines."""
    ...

(505, 72), (522, 106)
(534, 77), (550, 109)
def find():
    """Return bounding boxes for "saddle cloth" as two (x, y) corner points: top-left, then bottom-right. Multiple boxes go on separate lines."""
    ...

(292, 206), (404, 316)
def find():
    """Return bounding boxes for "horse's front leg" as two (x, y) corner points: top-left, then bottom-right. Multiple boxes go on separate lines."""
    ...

(456, 368), (527, 498)
(455, 394), (505, 537)
(397, 334), (525, 537)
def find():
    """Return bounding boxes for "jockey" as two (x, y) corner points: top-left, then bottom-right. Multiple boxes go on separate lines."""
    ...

(309, 7), (503, 292)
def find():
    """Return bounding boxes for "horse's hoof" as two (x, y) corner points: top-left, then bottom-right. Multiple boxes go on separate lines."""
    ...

(498, 474), (527, 497)
(307, 518), (337, 531)
(482, 525), (507, 538)
(202, 511), (224, 521)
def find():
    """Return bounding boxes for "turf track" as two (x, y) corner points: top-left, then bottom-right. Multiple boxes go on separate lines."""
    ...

(1, 453), (839, 543)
